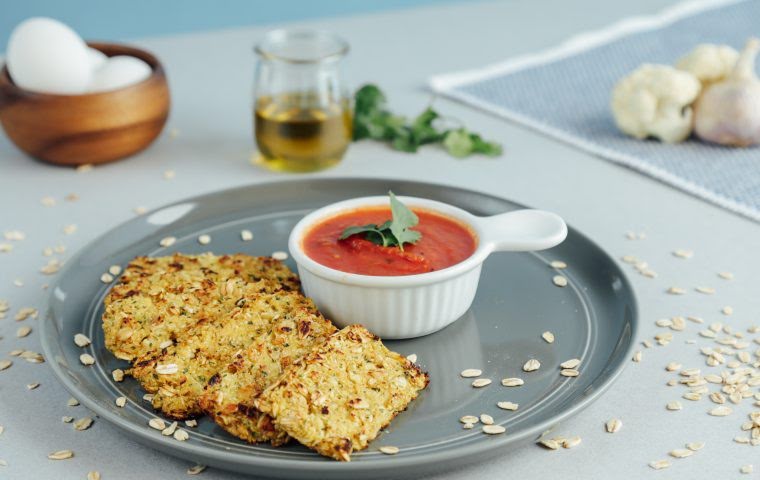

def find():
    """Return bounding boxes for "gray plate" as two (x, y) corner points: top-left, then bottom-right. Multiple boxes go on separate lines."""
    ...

(40, 178), (637, 479)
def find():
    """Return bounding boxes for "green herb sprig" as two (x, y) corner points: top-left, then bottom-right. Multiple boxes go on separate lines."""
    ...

(352, 84), (502, 158)
(339, 191), (421, 250)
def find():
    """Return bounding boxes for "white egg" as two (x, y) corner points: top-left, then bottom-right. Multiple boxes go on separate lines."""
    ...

(88, 55), (152, 93)
(87, 47), (108, 71)
(7, 17), (91, 94)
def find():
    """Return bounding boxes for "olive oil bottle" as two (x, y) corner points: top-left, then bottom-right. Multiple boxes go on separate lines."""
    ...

(254, 93), (352, 173)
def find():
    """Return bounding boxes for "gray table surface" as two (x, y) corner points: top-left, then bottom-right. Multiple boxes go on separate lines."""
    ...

(2, 1), (759, 479)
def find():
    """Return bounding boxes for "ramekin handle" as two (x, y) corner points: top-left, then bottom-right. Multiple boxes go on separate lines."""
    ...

(475, 209), (567, 252)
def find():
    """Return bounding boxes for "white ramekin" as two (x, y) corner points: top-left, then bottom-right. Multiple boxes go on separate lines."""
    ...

(288, 196), (567, 339)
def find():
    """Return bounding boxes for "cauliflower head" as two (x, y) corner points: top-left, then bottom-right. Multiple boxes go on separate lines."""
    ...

(611, 64), (701, 143)
(676, 44), (739, 85)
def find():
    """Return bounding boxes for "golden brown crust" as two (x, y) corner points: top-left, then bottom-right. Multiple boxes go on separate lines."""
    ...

(102, 253), (299, 362)
(197, 309), (337, 445)
(129, 290), (318, 419)
(255, 325), (429, 461)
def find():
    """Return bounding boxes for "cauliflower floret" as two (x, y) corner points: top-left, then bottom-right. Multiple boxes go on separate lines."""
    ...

(611, 64), (701, 143)
(676, 44), (739, 85)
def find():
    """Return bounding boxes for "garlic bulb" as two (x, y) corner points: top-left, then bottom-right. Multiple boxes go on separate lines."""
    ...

(694, 38), (760, 147)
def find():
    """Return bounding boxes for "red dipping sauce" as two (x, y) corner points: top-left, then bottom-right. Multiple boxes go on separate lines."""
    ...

(302, 206), (477, 276)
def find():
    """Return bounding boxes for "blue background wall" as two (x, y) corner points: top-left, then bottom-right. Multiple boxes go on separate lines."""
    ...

(0, 0), (461, 51)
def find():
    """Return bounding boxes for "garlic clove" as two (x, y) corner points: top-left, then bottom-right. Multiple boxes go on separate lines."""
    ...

(694, 37), (760, 147)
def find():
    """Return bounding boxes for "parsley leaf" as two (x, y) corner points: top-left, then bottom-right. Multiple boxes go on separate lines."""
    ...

(352, 84), (502, 158)
(339, 192), (421, 250)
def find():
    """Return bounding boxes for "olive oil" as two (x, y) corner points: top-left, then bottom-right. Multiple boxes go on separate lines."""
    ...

(254, 93), (352, 172)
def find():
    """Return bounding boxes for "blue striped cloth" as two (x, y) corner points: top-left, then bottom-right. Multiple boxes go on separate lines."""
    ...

(432, 0), (760, 222)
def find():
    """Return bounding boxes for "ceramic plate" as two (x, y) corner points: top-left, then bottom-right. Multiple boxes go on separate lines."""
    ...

(40, 178), (637, 479)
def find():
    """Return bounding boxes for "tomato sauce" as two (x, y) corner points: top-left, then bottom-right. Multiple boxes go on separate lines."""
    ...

(302, 206), (477, 276)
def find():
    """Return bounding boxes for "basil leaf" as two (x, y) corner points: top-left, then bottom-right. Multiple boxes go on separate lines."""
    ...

(339, 224), (382, 240)
(388, 191), (421, 250)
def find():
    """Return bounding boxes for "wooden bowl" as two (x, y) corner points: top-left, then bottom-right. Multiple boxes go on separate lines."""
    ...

(0, 42), (170, 166)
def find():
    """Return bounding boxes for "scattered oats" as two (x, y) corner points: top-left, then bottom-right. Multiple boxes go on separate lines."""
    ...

(482, 425), (506, 435)
(173, 429), (189, 441)
(666, 362), (682, 372)
(74, 334), (91, 347)
(673, 249), (693, 259)
(159, 236), (176, 247)
(709, 322), (722, 332)
(76, 163), (93, 173)
(62, 224), (77, 235)
(605, 418), (622, 433)
(156, 363), (178, 375)
(4, 230), (25, 241)
(700, 330), (717, 338)
(0, 360), (11, 371)
(523, 359), (541, 372)
(670, 316), (686, 331)
(112, 369), (124, 382)
(185, 419), (197, 428)
(704, 374), (723, 384)
(148, 418), (166, 430)
(560, 358), (581, 369)
(240, 229), (253, 241)
(734, 436), (750, 444)
(497, 401), (518, 411)
(48, 450), (74, 460)
(73, 417), (93, 431)
(666, 401), (682, 411)
(13, 279), (23, 287)
(741, 465), (753, 474)
(669, 449), (693, 458)
(501, 377), (524, 387)
(667, 287), (686, 295)
(560, 369), (580, 377)
(722, 306), (734, 316)
(0, 459), (6, 467)
(649, 459), (670, 470)
(27, 382), (39, 390)
(710, 392), (727, 404)
(709, 406), (732, 416)
(9, 350), (22, 356)
(100, 273), (116, 284)
(683, 392), (701, 401)
(162, 421), (178, 436)
(67, 397), (79, 407)
(738, 351), (751, 363)
(187, 465), (206, 475)
(143, 394), (154, 402)
(549, 260), (567, 269)
(656, 318), (673, 327)
(539, 438), (561, 450)
(695, 286), (715, 295)
(0, 243), (12, 253)
(718, 271), (734, 280)
(686, 442), (704, 451)
(687, 316), (704, 324)
(16, 326), (31, 338)
(405, 353), (417, 363)
(163, 169), (176, 180)
(563, 436), (582, 449)
(621, 255), (638, 264)
(632, 351), (642, 363)
(54, 245), (66, 254)
(197, 234), (211, 245)
(108, 265), (122, 276)
(463, 423), (474, 429)
(655, 332), (673, 345)
(541, 331), (555, 343)
(42, 247), (53, 257)
(79, 353), (95, 366)
(379, 446), (399, 455)
(272, 251), (288, 261)
(40, 196), (56, 207)
(552, 275), (568, 287)
(21, 351), (44, 363)
(0, 300), (8, 313)
(460, 369), (482, 378)
(459, 414), (479, 425)
(62, 416), (74, 423)
(115, 396), (126, 408)
(133, 206), (147, 215)
(87, 472), (101, 480)
(472, 378), (492, 388)
(40, 259), (62, 274)
(480, 414), (494, 425)
(642, 339), (653, 348)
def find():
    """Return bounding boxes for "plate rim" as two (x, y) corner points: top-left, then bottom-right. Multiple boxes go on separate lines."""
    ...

(40, 177), (638, 477)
